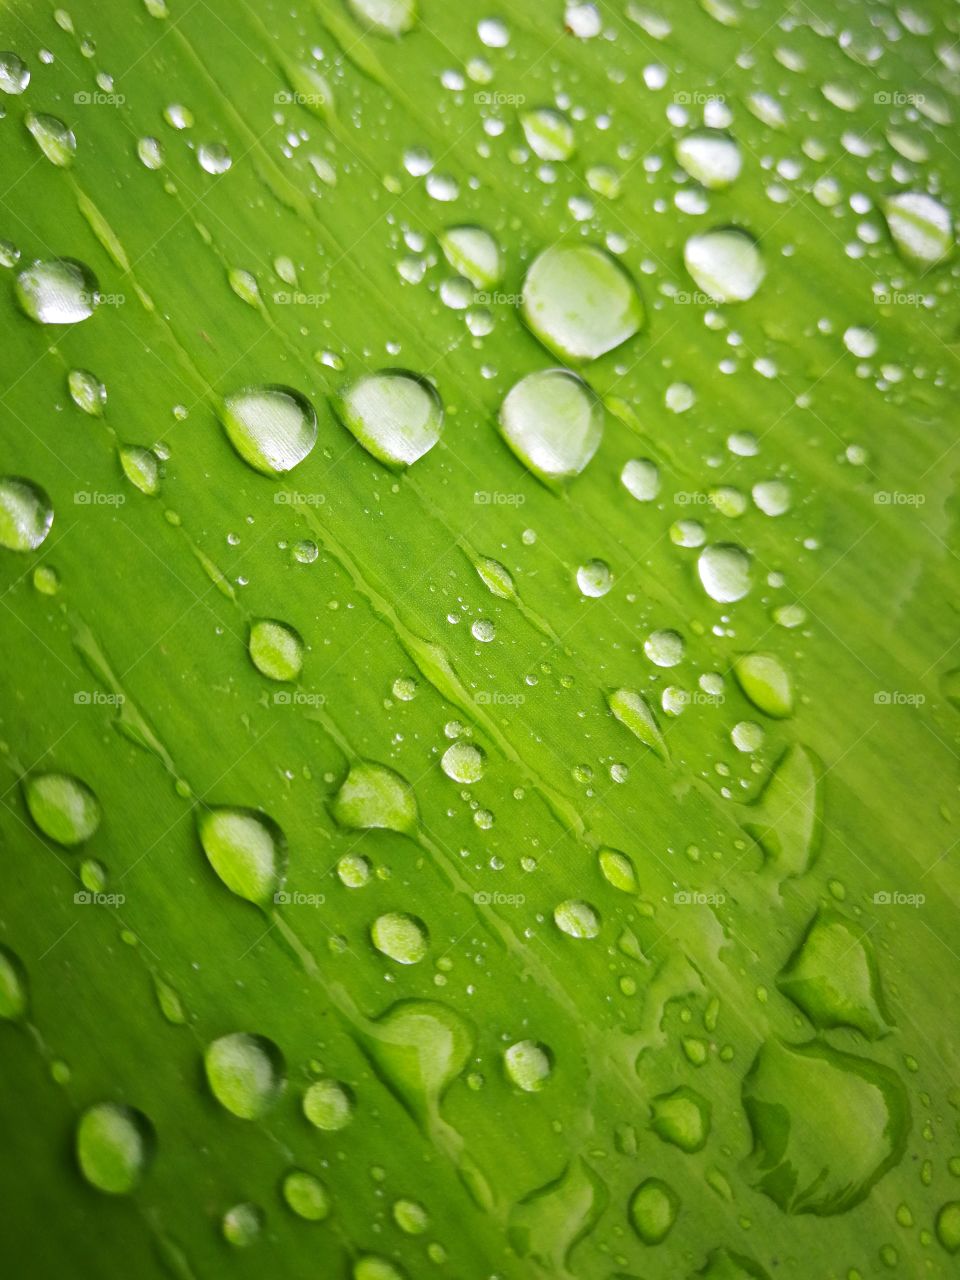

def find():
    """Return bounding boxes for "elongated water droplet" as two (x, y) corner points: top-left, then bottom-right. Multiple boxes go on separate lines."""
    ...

(303, 1078), (355, 1130)
(371, 912), (429, 964)
(520, 107), (575, 161)
(197, 807), (285, 905)
(220, 385), (317, 475)
(136, 135), (164, 169)
(120, 445), (161, 496)
(76, 1103), (154, 1194)
(280, 61), (334, 121)
(608, 688), (668, 760)
(0, 476), (54, 551)
(522, 244), (643, 361)
(881, 192), (953, 268)
(697, 543), (751, 602)
(331, 762), (417, 832)
(553, 899), (600, 939)
(23, 772), (100, 846)
(393, 1197), (428, 1233)
(15, 258), (99, 324)
(335, 370), (443, 467)
(598, 847), (638, 893)
(68, 369), (107, 416)
(0, 52), (30, 95)
(684, 229), (764, 302)
(0, 945), (28, 1020)
(500, 369), (603, 485)
(204, 1032), (285, 1119)
(282, 1169), (330, 1220)
(474, 556), (515, 599)
(733, 652), (793, 718)
(248, 618), (303, 682)
(25, 112), (76, 167)
(675, 130), (741, 189)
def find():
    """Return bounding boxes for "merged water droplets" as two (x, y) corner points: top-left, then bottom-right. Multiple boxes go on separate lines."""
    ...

(522, 244), (643, 362)
(15, 258), (99, 324)
(76, 1103), (154, 1194)
(0, 477), (54, 551)
(204, 1032), (285, 1119)
(220, 385), (317, 475)
(197, 806), (285, 905)
(499, 369), (603, 485)
(684, 229), (765, 303)
(335, 371), (444, 467)
(23, 772), (100, 846)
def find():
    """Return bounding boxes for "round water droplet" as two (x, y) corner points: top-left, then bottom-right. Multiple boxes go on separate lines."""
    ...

(76, 1102), (153, 1194)
(438, 225), (501, 288)
(392, 675), (418, 701)
(0, 945), (28, 1019)
(576, 559), (612, 597)
(675, 130), (741, 189)
(163, 102), (194, 129)
(732, 720), (764, 752)
(0, 51), (30, 95)
(25, 112), (76, 167)
(520, 107), (575, 161)
(335, 370), (443, 467)
(197, 142), (232, 174)
(348, 0), (416, 35)
(23, 772), (100, 846)
(15, 258), (99, 324)
(282, 1169), (330, 1220)
(628, 1178), (679, 1244)
(248, 618), (303, 682)
(621, 457), (660, 502)
(522, 244), (643, 361)
(752, 479), (790, 516)
(499, 369), (603, 485)
(504, 1039), (553, 1091)
(222, 1202), (263, 1247)
(684, 228), (765, 302)
(0, 476), (54, 551)
(697, 543), (751, 602)
(197, 807), (285, 905)
(644, 629), (684, 667)
(371, 912), (429, 964)
(337, 852), (371, 887)
(220, 385), (317, 476)
(553, 900), (600, 939)
(33, 564), (60, 595)
(68, 369), (107, 417)
(303, 1077), (354, 1130)
(204, 1032), (285, 1119)
(440, 741), (485, 783)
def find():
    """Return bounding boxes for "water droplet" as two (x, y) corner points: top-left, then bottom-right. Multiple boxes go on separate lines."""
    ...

(220, 385), (317, 476)
(363, 1000), (473, 1116)
(843, 326), (877, 358)
(292, 539), (318, 564)
(650, 1085), (711, 1152)
(778, 911), (889, 1039)
(438, 225), (501, 288)
(119, 445), (161, 496)
(222, 1202), (263, 1247)
(628, 1178), (679, 1244)
(471, 617), (496, 643)
(282, 1169), (330, 1220)
(684, 229), (765, 303)
(392, 675), (418, 701)
(0, 238), (20, 267)
(675, 130), (741, 189)
(881, 192), (953, 268)
(371, 912), (429, 964)
(303, 1077), (354, 1129)
(23, 772), (100, 846)
(228, 267), (260, 307)
(204, 1032), (285, 1119)
(197, 807), (285, 905)
(15, 258), (99, 324)
(163, 102), (194, 129)
(608, 688), (668, 760)
(136, 136), (164, 169)
(337, 852), (371, 887)
(76, 1103), (153, 1194)
(68, 369), (107, 417)
(349, 0), (416, 36)
(598, 847), (638, 893)
(197, 141), (232, 175)
(697, 543), (751, 603)
(731, 721), (764, 753)
(331, 762), (418, 832)
(353, 1258), (407, 1280)
(440, 741), (485, 783)
(644, 629), (684, 667)
(500, 369), (603, 485)
(0, 945), (28, 1020)
(752, 479), (791, 516)
(936, 1202), (960, 1254)
(334, 371), (443, 468)
(621, 457), (659, 501)
(742, 1038), (909, 1214)
(665, 382), (695, 413)
(553, 899), (600, 939)
(504, 1040), (553, 1091)
(520, 107), (575, 161)
(522, 244), (643, 362)
(576, 559), (612, 597)
(0, 51), (28, 95)
(478, 16), (509, 47)
(0, 476), (54, 551)
(475, 556), (514, 599)
(24, 112), (76, 167)
(248, 618), (303, 682)
(393, 1197), (428, 1233)
(742, 745), (819, 878)
(733, 652), (793, 718)
(586, 164), (621, 198)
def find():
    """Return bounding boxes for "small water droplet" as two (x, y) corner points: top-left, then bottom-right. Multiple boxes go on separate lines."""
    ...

(282, 1169), (331, 1220)
(222, 1202), (263, 1247)
(303, 1077), (354, 1130)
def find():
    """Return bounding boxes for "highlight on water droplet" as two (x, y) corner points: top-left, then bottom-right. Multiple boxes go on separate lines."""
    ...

(76, 1102), (154, 1194)
(220, 385), (318, 475)
(334, 370), (444, 467)
(15, 258), (99, 324)
(23, 772), (100, 846)
(204, 1032), (285, 1119)
(0, 476), (54, 551)
(499, 369), (603, 486)
(521, 243), (644, 362)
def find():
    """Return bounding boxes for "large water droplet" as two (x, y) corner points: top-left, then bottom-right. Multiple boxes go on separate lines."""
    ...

(334, 371), (443, 467)
(697, 543), (751, 602)
(331, 762), (418, 832)
(0, 476), (54, 551)
(522, 244), (643, 361)
(204, 1032), (285, 1119)
(684, 229), (765, 302)
(499, 369), (603, 485)
(25, 112), (76, 167)
(197, 807), (285, 905)
(76, 1103), (154, 1194)
(348, 0), (416, 36)
(553, 899), (600, 939)
(742, 745), (820, 878)
(371, 912), (429, 964)
(650, 1086), (711, 1152)
(15, 258), (99, 324)
(0, 51), (30, 95)
(248, 618), (303, 682)
(778, 912), (889, 1040)
(23, 772), (100, 846)
(628, 1178), (679, 1244)
(440, 741), (485, 783)
(220, 385), (317, 475)
(881, 192), (953, 268)
(303, 1077), (355, 1130)
(197, 142), (232, 175)
(675, 130), (741, 189)
(936, 1202), (960, 1255)
(504, 1040), (553, 1091)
